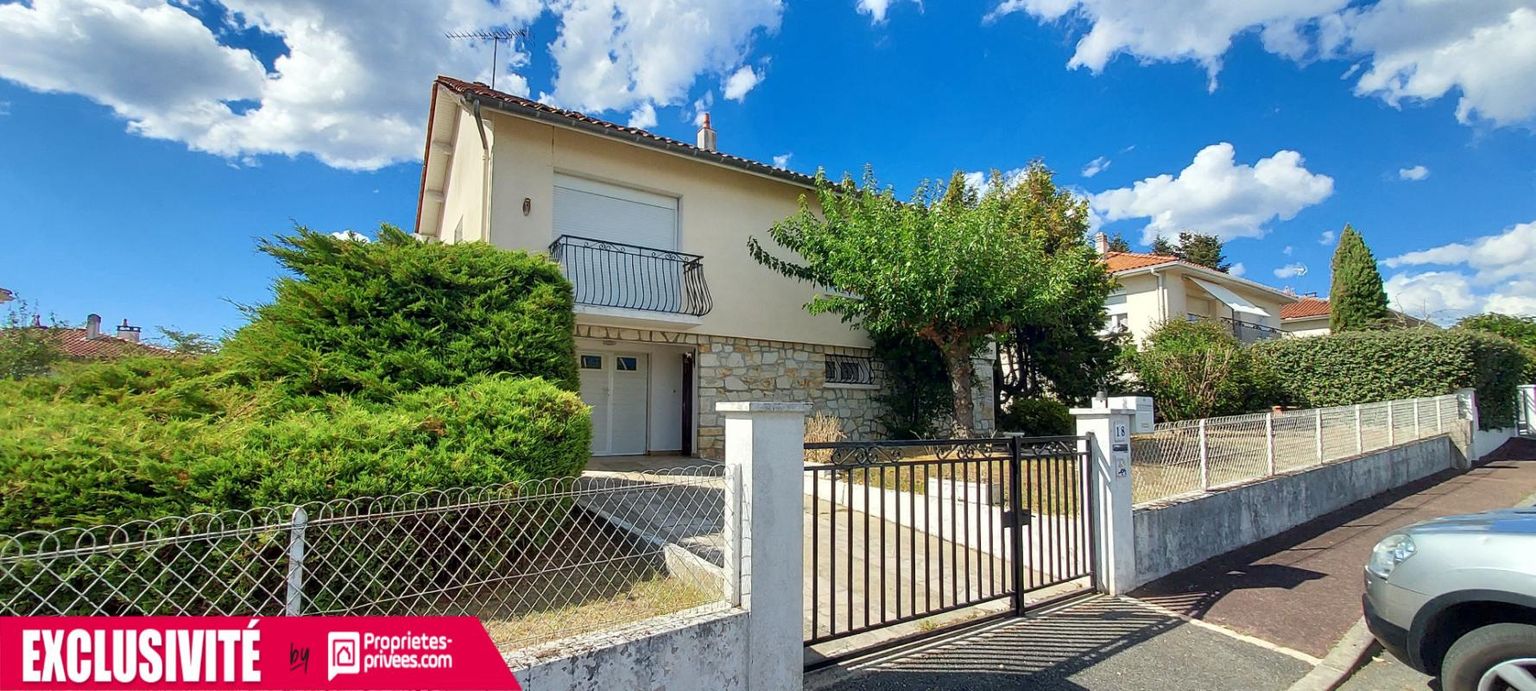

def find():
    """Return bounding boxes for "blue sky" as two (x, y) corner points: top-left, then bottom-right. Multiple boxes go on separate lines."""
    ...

(3, 0), (1535, 340)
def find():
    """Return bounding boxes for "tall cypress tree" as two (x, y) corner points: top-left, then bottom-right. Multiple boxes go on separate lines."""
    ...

(1328, 224), (1390, 332)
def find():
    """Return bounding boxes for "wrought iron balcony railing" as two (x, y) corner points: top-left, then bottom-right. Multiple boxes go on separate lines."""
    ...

(1187, 313), (1284, 344)
(549, 235), (713, 317)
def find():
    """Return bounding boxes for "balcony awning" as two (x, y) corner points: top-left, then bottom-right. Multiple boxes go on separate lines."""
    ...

(1190, 277), (1270, 318)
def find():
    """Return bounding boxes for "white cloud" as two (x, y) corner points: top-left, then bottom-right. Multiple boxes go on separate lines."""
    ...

(722, 65), (761, 101)
(1397, 165), (1429, 181)
(1385, 271), (1481, 322)
(1383, 220), (1536, 322)
(1091, 142), (1334, 244)
(0, 101), (10, 116)
(691, 92), (715, 127)
(1342, 2), (1536, 127)
(330, 230), (370, 242)
(627, 102), (658, 129)
(1282, 245), (1294, 255)
(1384, 220), (1536, 284)
(1228, 262), (1246, 277)
(1319, 230), (1336, 245)
(857, 0), (916, 23)
(1081, 156), (1111, 178)
(0, 0), (780, 170)
(772, 152), (792, 169)
(986, 0), (1348, 87)
(994, 0), (1536, 126)
(545, 0), (782, 113)
(962, 167), (1030, 196)
(1273, 263), (1308, 279)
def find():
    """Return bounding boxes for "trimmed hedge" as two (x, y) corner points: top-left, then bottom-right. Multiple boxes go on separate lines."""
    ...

(1250, 328), (1532, 428)
(0, 376), (589, 533)
(222, 226), (579, 399)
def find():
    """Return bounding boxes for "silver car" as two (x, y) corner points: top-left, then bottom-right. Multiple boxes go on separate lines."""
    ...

(1364, 508), (1536, 691)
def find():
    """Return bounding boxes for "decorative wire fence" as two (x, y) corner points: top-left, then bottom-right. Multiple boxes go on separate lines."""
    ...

(1131, 395), (1466, 505)
(0, 466), (727, 653)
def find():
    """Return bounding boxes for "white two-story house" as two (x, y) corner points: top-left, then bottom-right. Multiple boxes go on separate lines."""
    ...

(1092, 235), (1297, 346)
(414, 77), (968, 460)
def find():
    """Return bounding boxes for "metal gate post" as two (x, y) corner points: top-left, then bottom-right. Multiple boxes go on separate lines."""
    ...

(1008, 436), (1026, 616)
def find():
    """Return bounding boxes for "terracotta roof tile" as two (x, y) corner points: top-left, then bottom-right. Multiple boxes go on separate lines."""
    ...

(1103, 251), (1180, 272)
(16, 327), (175, 359)
(435, 76), (814, 187)
(1280, 298), (1330, 320)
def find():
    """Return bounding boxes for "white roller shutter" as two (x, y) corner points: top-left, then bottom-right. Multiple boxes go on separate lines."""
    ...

(554, 174), (677, 250)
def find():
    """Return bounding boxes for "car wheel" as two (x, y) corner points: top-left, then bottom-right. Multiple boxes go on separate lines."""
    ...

(1441, 623), (1536, 691)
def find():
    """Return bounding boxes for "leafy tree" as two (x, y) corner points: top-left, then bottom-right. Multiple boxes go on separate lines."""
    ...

(1175, 232), (1230, 272)
(1105, 233), (1132, 253)
(994, 165), (1121, 408)
(1328, 224), (1390, 332)
(750, 167), (1099, 436)
(1125, 319), (1283, 421)
(871, 331), (950, 439)
(1457, 313), (1536, 349)
(1149, 232), (1229, 271)
(0, 300), (63, 380)
(155, 327), (220, 356)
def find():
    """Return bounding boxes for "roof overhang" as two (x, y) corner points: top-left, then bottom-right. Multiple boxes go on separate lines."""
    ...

(1111, 260), (1298, 304)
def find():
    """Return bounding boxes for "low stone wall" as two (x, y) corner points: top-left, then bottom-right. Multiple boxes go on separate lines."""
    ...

(1133, 435), (1460, 588)
(510, 606), (747, 690)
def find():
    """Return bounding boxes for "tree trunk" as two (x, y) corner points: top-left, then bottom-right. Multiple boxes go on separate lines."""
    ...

(940, 339), (976, 438)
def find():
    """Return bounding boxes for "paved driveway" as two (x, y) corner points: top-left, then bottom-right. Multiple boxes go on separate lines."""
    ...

(807, 596), (1311, 691)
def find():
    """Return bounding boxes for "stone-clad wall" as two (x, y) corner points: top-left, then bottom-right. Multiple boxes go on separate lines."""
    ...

(694, 335), (886, 460)
(572, 324), (887, 460)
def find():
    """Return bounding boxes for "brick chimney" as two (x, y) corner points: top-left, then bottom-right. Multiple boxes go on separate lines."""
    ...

(696, 113), (717, 152)
(116, 319), (141, 343)
(85, 314), (102, 339)
(1094, 232), (1109, 255)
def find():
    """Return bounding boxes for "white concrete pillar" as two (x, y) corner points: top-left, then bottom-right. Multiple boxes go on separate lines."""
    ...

(1455, 388), (1479, 467)
(1072, 403), (1137, 595)
(719, 401), (808, 691)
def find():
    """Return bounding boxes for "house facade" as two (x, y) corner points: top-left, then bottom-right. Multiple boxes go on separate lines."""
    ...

(1094, 235), (1296, 346)
(414, 77), (974, 460)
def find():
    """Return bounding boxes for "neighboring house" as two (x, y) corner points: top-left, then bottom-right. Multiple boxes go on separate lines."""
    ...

(1278, 296), (1435, 337)
(413, 77), (964, 460)
(1093, 234), (1296, 346)
(22, 314), (171, 359)
(1279, 297), (1333, 338)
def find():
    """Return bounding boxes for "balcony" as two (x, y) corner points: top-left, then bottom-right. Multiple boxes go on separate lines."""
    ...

(1187, 313), (1283, 344)
(550, 235), (713, 321)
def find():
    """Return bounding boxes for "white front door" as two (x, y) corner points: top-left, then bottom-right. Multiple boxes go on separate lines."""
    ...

(578, 352), (649, 456)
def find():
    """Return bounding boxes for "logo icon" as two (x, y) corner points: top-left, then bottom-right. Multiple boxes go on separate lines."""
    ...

(327, 631), (361, 680)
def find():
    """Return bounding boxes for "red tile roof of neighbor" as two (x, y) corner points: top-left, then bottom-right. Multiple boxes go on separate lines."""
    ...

(433, 75), (815, 187)
(1103, 251), (1180, 272)
(1281, 297), (1331, 320)
(27, 327), (173, 359)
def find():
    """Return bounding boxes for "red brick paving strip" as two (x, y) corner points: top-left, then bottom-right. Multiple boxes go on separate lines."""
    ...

(1131, 439), (1536, 658)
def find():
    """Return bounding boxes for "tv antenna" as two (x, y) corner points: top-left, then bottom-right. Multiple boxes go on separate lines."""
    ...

(445, 28), (529, 91)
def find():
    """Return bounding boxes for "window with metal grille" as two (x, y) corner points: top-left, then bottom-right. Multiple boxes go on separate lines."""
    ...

(824, 355), (872, 385)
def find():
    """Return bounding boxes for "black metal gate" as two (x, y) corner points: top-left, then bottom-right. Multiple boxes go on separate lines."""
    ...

(803, 436), (1097, 653)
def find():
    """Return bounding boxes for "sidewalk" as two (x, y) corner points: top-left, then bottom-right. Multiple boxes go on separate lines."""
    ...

(1131, 439), (1536, 659)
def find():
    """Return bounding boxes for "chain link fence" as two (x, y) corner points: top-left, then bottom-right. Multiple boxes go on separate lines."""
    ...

(0, 465), (727, 653)
(1131, 395), (1466, 505)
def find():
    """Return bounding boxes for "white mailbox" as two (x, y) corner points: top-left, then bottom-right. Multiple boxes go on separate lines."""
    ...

(1109, 396), (1155, 433)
